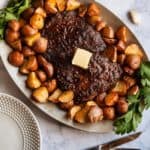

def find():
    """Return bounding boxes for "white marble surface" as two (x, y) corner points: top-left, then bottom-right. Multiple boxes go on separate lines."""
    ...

(1, 0), (150, 150)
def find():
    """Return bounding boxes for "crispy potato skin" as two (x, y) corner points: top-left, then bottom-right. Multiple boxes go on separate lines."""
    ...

(105, 92), (119, 106)
(8, 51), (24, 67)
(116, 26), (127, 42)
(101, 26), (115, 39)
(116, 99), (128, 114)
(8, 20), (20, 32)
(103, 107), (115, 120)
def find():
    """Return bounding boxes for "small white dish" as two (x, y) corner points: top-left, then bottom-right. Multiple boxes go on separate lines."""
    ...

(0, 93), (41, 150)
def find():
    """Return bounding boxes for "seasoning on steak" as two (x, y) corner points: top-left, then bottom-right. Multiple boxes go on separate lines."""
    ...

(42, 11), (122, 103)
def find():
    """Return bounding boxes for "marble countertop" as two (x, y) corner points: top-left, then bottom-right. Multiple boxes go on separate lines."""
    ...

(1, 0), (150, 149)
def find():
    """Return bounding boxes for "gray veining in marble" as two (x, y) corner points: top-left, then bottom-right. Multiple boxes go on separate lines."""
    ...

(1, 0), (150, 150)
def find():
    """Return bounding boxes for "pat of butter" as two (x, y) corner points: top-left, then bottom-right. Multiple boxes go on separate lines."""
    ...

(72, 48), (92, 69)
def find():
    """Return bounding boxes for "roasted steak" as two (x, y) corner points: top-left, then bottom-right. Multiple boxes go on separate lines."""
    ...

(42, 11), (122, 103)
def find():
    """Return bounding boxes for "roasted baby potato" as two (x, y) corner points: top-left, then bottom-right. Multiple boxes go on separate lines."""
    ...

(24, 32), (41, 46)
(21, 25), (38, 36)
(78, 4), (87, 17)
(43, 62), (54, 78)
(87, 3), (100, 16)
(22, 7), (35, 20)
(37, 55), (47, 66)
(74, 106), (90, 123)
(116, 99), (128, 114)
(8, 20), (20, 32)
(20, 56), (38, 74)
(58, 90), (74, 103)
(117, 54), (126, 65)
(37, 55), (54, 78)
(32, 86), (48, 103)
(126, 55), (141, 70)
(88, 15), (101, 26)
(9, 39), (22, 51)
(22, 46), (35, 57)
(66, 0), (81, 11)
(101, 26), (115, 39)
(105, 46), (117, 63)
(48, 89), (62, 103)
(32, 37), (48, 53)
(88, 106), (103, 123)
(56, 0), (66, 12)
(125, 44), (143, 58)
(116, 26), (127, 42)
(112, 81), (127, 96)
(26, 72), (41, 89)
(116, 40), (126, 52)
(68, 105), (81, 120)
(8, 51), (24, 67)
(96, 92), (106, 107)
(45, 0), (58, 14)
(123, 76), (136, 90)
(5, 28), (20, 43)
(35, 7), (47, 18)
(36, 70), (47, 82)
(43, 79), (57, 93)
(30, 13), (44, 29)
(128, 85), (139, 95)
(27, 56), (38, 71)
(59, 100), (74, 110)
(105, 92), (119, 106)
(96, 21), (106, 31)
(19, 60), (30, 75)
(103, 107), (115, 120)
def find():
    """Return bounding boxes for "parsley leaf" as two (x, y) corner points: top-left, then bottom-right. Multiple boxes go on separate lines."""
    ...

(127, 94), (139, 105)
(140, 62), (150, 80)
(141, 78), (150, 87)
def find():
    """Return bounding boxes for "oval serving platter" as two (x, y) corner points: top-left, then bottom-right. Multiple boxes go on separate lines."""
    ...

(0, 0), (149, 133)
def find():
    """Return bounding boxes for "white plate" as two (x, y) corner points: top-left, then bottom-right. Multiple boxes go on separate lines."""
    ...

(0, 0), (149, 133)
(0, 93), (41, 150)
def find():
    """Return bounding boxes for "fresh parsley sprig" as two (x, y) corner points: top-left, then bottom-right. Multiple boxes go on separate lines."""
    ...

(0, 0), (31, 40)
(114, 61), (150, 134)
